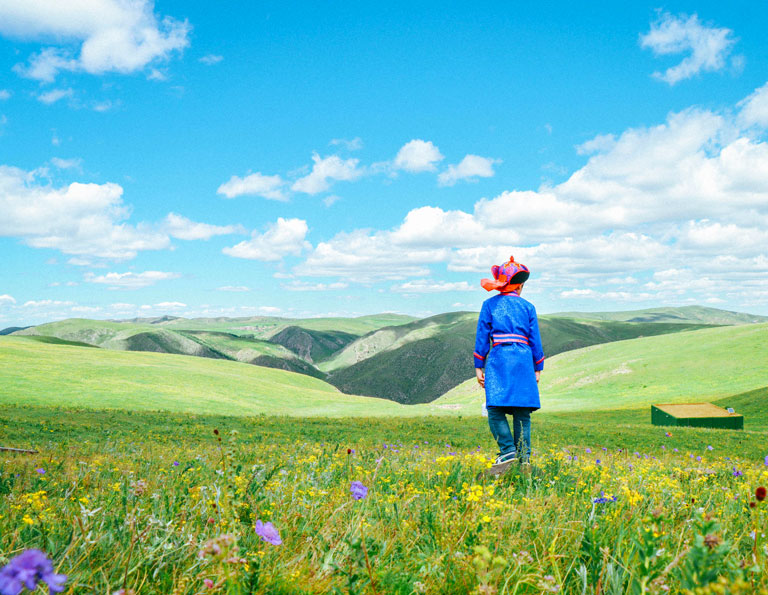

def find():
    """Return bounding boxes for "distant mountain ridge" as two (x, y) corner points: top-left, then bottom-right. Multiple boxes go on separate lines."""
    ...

(550, 305), (768, 325)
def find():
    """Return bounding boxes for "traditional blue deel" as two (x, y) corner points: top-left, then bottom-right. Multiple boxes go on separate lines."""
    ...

(473, 291), (545, 409)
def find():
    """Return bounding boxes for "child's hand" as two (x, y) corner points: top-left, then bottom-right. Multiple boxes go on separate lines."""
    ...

(476, 368), (485, 388)
(535, 371), (541, 384)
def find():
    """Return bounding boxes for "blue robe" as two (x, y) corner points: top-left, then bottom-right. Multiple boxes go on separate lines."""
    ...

(473, 292), (545, 409)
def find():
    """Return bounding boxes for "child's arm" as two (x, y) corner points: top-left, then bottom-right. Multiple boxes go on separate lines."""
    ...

(528, 305), (545, 373)
(473, 302), (492, 383)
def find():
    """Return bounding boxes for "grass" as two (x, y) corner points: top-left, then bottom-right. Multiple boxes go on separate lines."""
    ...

(0, 337), (404, 417)
(435, 323), (768, 413)
(1, 406), (767, 594)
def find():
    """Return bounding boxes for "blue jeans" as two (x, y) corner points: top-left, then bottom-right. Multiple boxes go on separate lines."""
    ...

(487, 406), (532, 462)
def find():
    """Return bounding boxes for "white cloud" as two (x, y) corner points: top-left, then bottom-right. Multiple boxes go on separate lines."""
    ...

(199, 54), (223, 65)
(291, 153), (363, 194)
(738, 82), (768, 128)
(330, 137), (363, 151)
(154, 301), (186, 309)
(0, 90), (10, 100)
(23, 299), (75, 308)
(50, 157), (82, 169)
(85, 271), (181, 289)
(71, 305), (102, 314)
(323, 194), (341, 207)
(217, 286), (250, 292)
(217, 172), (287, 201)
(576, 134), (616, 155)
(0, 165), (169, 260)
(0, 294), (16, 306)
(110, 302), (136, 311)
(163, 213), (243, 240)
(437, 154), (500, 186)
(295, 81), (768, 308)
(640, 13), (736, 85)
(258, 306), (281, 315)
(223, 218), (309, 261)
(393, 280), (475, 293)
(393, 139), (444, 172)
(37, 88), (73, 104)
(1, 0), (190, 82)
(282, 281), (348, 291)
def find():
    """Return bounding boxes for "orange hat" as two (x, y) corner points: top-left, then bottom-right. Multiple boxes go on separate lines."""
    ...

(480, 256), (530, 292)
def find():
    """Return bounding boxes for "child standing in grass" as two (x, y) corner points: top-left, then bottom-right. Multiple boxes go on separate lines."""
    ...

(473, 256), (544, 465)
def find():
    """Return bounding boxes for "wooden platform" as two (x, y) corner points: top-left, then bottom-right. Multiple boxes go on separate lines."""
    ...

(651, 403), (743, 430)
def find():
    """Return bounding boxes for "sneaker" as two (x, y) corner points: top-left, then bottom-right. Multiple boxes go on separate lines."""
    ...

(493, 451), (517, 465)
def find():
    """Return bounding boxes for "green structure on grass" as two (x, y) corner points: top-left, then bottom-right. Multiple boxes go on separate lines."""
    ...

(651, 403), (744, 430)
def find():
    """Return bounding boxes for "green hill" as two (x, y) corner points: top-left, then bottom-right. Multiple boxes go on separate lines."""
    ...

(268, 326), (358, 363)
(321, 312), (716, 405)
(432, 323), (768, 414)
(0, 336), (403, 417)
(551, 305), (768, 325)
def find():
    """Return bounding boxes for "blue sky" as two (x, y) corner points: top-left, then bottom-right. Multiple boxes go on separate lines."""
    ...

(2, 1), (768, 326)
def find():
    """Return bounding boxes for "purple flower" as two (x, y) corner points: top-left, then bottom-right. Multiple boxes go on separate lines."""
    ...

(593, 491), (617, 505)
(707, 445), (713, 451)
(254, 520), (282, 546)
(732, 469), (743, 477)
(585, 448), (592, 454)
(596, 459), (601, 465)
(673, 448), (679, 453)
(0, 549), (66, 595)
(696, 456), (702, 462)
(764, 455), (768, 466)
(172, 461), (179, 467)
(350, 481), (368, 500)
(35, 469), (45, 475)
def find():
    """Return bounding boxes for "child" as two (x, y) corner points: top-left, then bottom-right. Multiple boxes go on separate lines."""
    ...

(473, 256), (544, 465)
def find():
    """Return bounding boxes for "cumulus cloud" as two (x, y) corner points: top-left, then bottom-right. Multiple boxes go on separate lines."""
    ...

(0, 90), (11, 100)
(738, 82), (768, 129)
(291, 153), (363, 194)
(154, 301), (186, 309)
(217, 172), (287, 201)
(0, 294), (16, 306)
(295, 81), (768, 308)
(437, 155), (500, 186)
(281, 281), (349, 291)
(199, 54), (223, 65)
(50, 157), (82, 169)
(330, 137), (363, 151)
(1, 0), (190, 82)
(163, 213), (243, 240)
(392, 280), (475, 293)
(640, 13), (737, 85)
(0, 165), (169, 260)
(222, 217), (309, 261)
(85, 271), (181, 289)
(37, 88), (73, 104)
(393, 139), (444, 172)
(23, 299), (75, 308)
(217, 286), (250, 292)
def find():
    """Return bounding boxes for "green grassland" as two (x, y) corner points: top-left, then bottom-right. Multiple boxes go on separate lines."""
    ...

(551, 305), (768, 325)
(1, 406), (767, 594)
(0, 336), (404, 417)
(434, 322), (768, 413)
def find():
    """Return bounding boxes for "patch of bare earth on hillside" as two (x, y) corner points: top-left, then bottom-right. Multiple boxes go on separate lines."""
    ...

(572, 362), (634, 388)
(435, 404), (462, 410)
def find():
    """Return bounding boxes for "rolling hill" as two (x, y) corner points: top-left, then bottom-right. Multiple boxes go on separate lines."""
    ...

(321, 311), (716, 404)
(0, 336), (404, 417)
(550, 305), (768, 325)
(432, 323), (768, 414)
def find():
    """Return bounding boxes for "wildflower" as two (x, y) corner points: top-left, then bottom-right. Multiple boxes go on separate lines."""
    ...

(704, 533), (721, 549)
(203, 579), (214, 589)
(350, 481), (368, 500)
(172, 461), (179, 467)
(346, 448), (352, 455)
(665, 432), (672, 437)
(732, 469), (743, 477)
(764, 455), (768, 466)
(596, 459), (601, 465)
(585, 448), (591, 454)
(707, 445), (713, 451)
(696, 456), (702, 462)
(756, 486), (767, 502)
(0, 549), (67, 595)
(254, 520), (282, 545)
(35, 469), (45, 475)
(593, 491), (617, 504)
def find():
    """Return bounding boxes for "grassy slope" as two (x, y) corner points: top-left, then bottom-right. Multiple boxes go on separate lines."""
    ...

(322, 312), (716, 405)
(433, 323), (768, 413)
(0, 336), (404, 417)
(268, 326), (358, 363)
(551, 305), (768, 325)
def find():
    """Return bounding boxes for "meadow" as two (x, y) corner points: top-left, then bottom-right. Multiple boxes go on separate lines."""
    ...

(1, 406), (767, 594)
